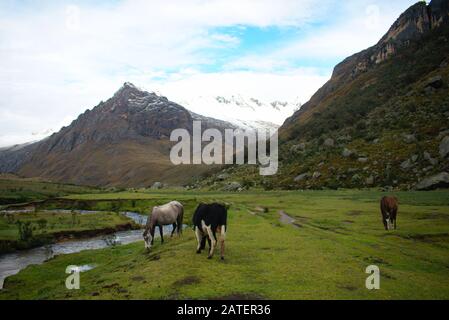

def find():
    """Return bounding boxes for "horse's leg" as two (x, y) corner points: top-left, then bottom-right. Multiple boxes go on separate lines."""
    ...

(177, 220), (182, 236)
(219, 225), (226, 260)
(394, 209), (397, 229)
(205, 226), (216, 259)
(195, 227), (203, 253)
(383, 218), (388, 231)
(212, 230), (217, 247)
(159, 225), (164, 244)
(177, 208), (183, 236)
(171, 223), (176, 237)
(205, 236), (210, 250)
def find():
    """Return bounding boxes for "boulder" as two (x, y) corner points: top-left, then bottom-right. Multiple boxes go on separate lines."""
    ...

(151, 182), (163, 189)
(400, 158), (414, 170)
(402, 133), (417, 144)
(439, 136), (449, 158)
(294, 172), (310, 182)
(342, 148), (353, 158)
(223, 181), (242, 192)
(415, 172), (449, 190)
(358, 157), (368, 163)
(290, 143), (306, 153)
(423, 151), (438, 166)
(217, 173), (230, 181)
(323, 138), (334, 147)
(366, 176), (374, 186)
(337, 135), (352, 142)
(438, 129), (449, 139)
(424, 86), (435, 95)
(424, 75), (443, 89)
(312, 171), (321, 179)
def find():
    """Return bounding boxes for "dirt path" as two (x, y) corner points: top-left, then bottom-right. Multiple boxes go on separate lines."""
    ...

(278, 210), (301, 228)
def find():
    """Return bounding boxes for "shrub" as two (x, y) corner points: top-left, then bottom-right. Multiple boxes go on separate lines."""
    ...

(37, 218), (47, 230)
(16, 220), (33, 241)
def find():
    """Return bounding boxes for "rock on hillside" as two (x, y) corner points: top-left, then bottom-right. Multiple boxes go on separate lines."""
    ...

(415, 172), (449, 190)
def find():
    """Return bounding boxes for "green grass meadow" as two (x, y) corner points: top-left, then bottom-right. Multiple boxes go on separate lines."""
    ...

(1, 189), (448, 300)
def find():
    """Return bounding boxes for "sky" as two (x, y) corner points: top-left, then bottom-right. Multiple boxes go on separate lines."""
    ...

(0, 0), (418, 147)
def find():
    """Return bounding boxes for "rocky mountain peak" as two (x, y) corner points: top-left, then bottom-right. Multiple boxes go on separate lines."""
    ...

(331, 0), (448, 81)
(108, 82), (161, 112)
(378, 1), (430, 45)
(371, 0), (449, 65)
(113, 82), (145, 98)
(430, 0), (449, 27)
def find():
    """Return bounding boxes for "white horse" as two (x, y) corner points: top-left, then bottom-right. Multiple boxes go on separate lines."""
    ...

(143, 201), (183, 250)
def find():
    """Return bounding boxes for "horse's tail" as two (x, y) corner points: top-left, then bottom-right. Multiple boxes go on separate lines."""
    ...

(177, 205), (184, 235)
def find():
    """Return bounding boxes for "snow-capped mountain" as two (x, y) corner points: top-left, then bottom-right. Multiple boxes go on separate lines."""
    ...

(0, 82), (238, 186)
(172, 94), (302, 131)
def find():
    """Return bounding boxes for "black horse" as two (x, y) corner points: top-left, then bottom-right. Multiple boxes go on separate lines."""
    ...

(192, 203), (227, 260)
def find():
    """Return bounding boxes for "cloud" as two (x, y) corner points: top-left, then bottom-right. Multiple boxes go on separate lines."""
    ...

(223, 0), (418, 71)
(277, 1), (416, 59)
(0, 0), (418, 146)
(153, 68), (329, 101)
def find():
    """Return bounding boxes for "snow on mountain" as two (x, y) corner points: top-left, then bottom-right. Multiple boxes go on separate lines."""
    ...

(171, 94), (302, 131)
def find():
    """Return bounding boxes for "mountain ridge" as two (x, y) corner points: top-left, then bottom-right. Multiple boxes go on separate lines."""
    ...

(282, 0), (449, 136)
(0, 83), (234, 187)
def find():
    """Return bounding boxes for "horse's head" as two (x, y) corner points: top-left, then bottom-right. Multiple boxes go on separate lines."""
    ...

(143, 227), (153, 250)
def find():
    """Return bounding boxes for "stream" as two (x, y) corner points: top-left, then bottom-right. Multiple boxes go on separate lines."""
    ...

(0, 211), (180, 289)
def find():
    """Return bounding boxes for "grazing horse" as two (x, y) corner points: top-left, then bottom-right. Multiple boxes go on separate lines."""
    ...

(380, 196), (398, 230)
(143, 201), (183, 250)
(193, 203), (227, 260)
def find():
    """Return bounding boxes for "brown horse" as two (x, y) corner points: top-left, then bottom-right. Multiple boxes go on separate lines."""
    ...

(380, 196), (398, 230)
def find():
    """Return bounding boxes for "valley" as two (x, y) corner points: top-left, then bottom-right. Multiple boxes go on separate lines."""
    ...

(0, 181), (448, 299)
(0, 0), (449, 302)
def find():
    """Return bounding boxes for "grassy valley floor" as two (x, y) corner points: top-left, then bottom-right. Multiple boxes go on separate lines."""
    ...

(0, 189), (448, 299)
